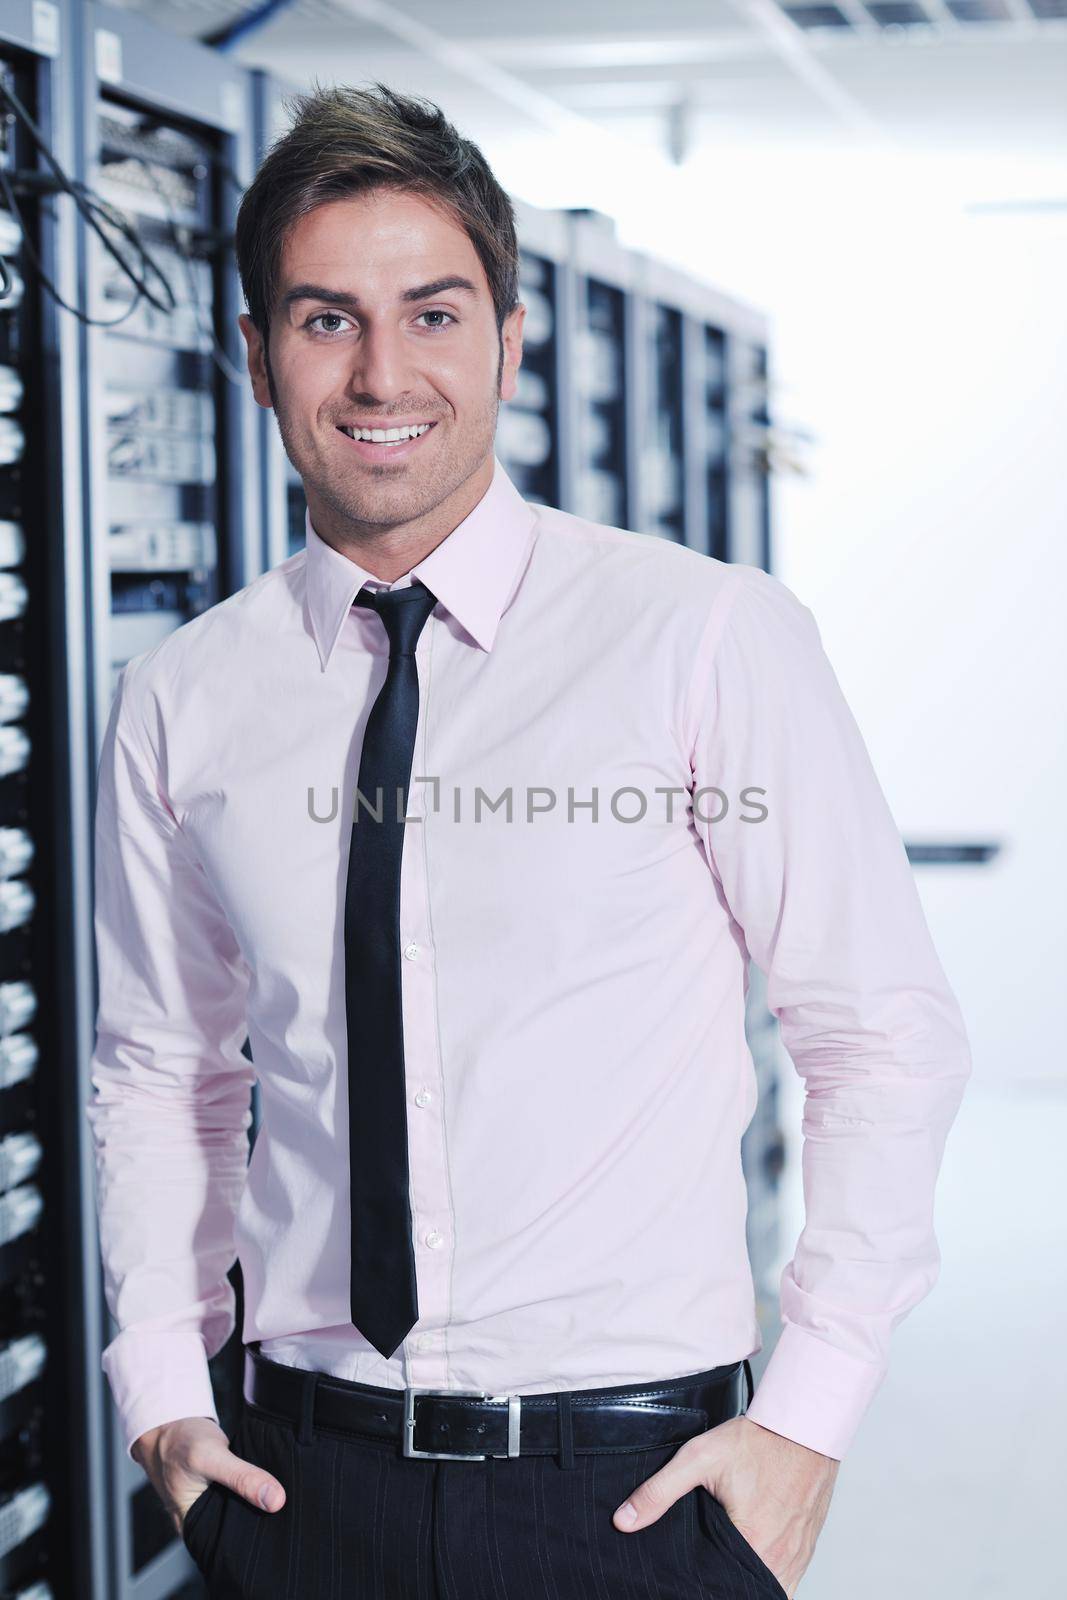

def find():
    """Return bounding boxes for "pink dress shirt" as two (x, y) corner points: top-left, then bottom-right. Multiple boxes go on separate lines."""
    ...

(86, 454), (971, 1462)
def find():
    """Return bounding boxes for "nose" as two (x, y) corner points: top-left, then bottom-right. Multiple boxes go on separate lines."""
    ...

(344, 321), (412, 404)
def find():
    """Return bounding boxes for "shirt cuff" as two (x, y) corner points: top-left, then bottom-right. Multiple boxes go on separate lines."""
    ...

(102, 1325), (220, 1459)
(743, 1322), (887, 1460)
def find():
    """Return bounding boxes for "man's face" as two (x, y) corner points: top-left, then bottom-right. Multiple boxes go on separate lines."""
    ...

(238, 187), (524, 536)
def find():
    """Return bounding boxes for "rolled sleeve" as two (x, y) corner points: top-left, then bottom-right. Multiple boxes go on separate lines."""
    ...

(86, 658), (254, 1458)
(688, 566), (972, 1459)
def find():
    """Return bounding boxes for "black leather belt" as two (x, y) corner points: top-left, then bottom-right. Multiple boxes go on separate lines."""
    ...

(243, 1342), (753, 1464)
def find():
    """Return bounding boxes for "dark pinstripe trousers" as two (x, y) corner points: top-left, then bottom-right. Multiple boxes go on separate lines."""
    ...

(182, 1396), (787, 1599)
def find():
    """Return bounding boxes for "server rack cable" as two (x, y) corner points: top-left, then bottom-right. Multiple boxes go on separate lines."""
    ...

(0, 75), (176, 328)
(126, 149), (246, 387)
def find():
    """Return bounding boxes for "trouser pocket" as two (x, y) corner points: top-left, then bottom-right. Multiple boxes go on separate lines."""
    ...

(181, 1481), (216, 1550)
(181, 1413), (272, 1596)
(696, 1484), (788, 1598)
(181, 1477), (227, 1578)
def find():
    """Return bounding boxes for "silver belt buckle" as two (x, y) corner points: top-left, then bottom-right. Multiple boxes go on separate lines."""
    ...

(402, 1387), (522, 1460)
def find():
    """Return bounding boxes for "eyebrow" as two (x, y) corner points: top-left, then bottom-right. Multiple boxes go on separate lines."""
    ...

(281, 275), (480, 313)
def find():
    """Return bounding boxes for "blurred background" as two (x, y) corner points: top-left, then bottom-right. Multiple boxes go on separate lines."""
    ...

(0, 1), (1062, 1595)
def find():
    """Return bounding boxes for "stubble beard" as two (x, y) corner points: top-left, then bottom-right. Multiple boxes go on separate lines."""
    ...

(265, 340), (504, 534)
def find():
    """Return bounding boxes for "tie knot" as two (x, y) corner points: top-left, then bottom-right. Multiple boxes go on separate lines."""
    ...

(352, 579), (438, 657)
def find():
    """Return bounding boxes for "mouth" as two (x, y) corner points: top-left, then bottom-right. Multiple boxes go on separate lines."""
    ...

(335, 420), (438, 464)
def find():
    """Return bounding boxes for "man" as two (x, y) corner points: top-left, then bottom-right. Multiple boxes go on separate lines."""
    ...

(86, 81), (971, 1598)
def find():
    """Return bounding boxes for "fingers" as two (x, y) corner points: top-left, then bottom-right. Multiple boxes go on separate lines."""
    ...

(138, 1417), (288, 1534)
(206, 1452), (286, 1510)
(613, 1439), (704, 1532)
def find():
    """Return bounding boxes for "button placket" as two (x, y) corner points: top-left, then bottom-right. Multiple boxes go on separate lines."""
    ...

(397, 653), (452, 1391)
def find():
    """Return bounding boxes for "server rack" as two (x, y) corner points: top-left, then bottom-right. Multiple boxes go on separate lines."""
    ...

(75, 6), (261, 1597)
(560, 207), (643, 532)
(726, 334), (773, 571)
(702, 321), (730, 562)
(500, 196), (569, 511)
(0, 3), (100, 1596)
(640, 295), (687, 543)
(82, 2), (262, 710)
(630, 248), (772, 566)
(633, 254), (694, 544)
(554, 211), (773, 573)
(247, 69), (301, 572)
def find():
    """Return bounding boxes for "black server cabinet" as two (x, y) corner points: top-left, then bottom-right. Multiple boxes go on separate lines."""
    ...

(703, 324), (729, 561)
(554, 209), (774, 575)
(0, 3), (97, 1597)
(632, 248), (771, 566)
(641, 299), (686, 543)
(83, 4), (261, 702)
(726, 333), (772, 573)
(628, 252), (695, 546)
(78, 7), (260, 1598)
(248, 69), (309, 570)
(576, 274), (630, 528)
(500, 196), (569, 511)
(248, 70), (293, 572)
(562, 208), (638, 533)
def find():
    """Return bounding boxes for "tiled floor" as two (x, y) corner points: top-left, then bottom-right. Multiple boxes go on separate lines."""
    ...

(775, 1075), (1066, 1597)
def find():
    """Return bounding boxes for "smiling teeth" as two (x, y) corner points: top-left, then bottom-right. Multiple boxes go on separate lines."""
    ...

(342, 423), (432, 442)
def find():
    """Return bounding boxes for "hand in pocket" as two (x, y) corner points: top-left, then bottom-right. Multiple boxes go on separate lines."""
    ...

(131, 1415), (287, 1539)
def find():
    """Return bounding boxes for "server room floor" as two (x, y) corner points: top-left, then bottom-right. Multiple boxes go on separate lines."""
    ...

(786, 1073), (1064, 1598)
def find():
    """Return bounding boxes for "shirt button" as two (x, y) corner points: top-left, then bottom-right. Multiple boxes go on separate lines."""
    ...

(404, 942), (419, 960)
(414, 1089), (431, 1108)
(425, 1229), (443, 1249)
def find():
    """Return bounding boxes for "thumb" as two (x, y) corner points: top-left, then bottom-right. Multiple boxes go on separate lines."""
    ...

(612, 1442), (703, 1532)
(210, 1445), (287, 1513)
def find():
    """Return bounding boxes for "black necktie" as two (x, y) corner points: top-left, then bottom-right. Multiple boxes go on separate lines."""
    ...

(344, 578), (438, 1357)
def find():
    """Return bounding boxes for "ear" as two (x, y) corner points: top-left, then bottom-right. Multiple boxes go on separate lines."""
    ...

(238, 313), (273, 410)
(498, 301), (526, 403)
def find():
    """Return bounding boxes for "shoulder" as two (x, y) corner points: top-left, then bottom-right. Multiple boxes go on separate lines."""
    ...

(529, 501), (745, 621)
(117, 553), (305, 738)
(529, 500), (818, 647)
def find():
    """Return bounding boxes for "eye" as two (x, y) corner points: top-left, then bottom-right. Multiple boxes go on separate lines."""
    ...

(305, 311), (352, 336)
(303, 309), (455, 336)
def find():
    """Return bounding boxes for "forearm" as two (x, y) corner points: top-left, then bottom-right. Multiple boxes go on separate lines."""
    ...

(746, 1012), (971, 1457)
(88, 1050), (254, 1454)
(89, 656), (255, 1456)
(687, 565), (974, 1459)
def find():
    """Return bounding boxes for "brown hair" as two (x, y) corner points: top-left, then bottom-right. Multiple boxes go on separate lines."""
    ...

(235, 79), (521, 354)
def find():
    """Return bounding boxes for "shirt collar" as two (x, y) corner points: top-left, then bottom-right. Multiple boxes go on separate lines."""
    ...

(304, 454), (537, 671)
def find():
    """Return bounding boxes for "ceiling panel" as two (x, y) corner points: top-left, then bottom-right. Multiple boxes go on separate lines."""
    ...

(108, 0), (1067, 162)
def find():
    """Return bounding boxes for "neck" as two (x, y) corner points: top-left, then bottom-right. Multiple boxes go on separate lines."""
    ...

(306, 454), (494, 583)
